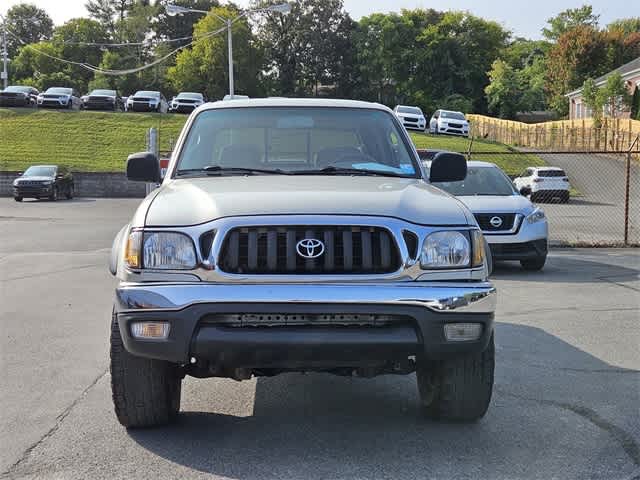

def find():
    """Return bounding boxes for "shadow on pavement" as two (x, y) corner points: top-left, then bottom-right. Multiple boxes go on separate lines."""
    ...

(128, 323), (640, 479)
(492, 253), (639, 284)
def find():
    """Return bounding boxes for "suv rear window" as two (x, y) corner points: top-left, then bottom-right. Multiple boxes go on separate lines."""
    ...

(538, 170), (566, 177)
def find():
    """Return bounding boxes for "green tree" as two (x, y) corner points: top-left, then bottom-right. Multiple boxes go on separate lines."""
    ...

(416, 11), (509, 113)
(602, 72), (632, 118)
(542, 5), (599, 41)
(167, 6), (260, 99)
(52, 18), (109, 91)
(545, 25), (609, 115)
(581, 77), (604, 127)
(253, 0), (355, 96)
(485, 59), (521, 119)
(4, 3), (54, 58)
(607, 18), (640, 35)
(631, 86), (640, 120)
(85, 0), (135, 38)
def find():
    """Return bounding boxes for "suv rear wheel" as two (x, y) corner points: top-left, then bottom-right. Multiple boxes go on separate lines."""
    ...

(417, 334), (494, 422)
(110, 313), (182, 428)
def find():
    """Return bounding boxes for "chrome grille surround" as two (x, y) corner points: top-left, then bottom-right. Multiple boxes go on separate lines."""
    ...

(121, 215), (486, 283)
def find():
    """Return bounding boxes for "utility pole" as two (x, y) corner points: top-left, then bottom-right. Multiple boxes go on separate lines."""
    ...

(1, 21), (8, 90)
(227, 19), (234, 96)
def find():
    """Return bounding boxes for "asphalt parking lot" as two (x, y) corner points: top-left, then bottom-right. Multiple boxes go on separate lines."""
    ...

(1, 198), (639, 480)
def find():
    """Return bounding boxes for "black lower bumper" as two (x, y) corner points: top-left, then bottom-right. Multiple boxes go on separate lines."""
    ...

(116, 302), (494, 366)
(13, 186), (52, 198)
(490, 239), (547, 261)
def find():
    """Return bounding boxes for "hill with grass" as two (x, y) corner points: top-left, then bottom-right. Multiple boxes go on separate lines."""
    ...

(0, 108), (543, 175)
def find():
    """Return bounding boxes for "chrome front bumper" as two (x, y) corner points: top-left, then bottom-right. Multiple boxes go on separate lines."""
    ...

(115, 282), (496, 314)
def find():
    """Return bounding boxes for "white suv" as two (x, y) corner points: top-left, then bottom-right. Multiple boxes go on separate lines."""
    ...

(429, 110), (469, 137)
(393, 105), (426, 131)
(514, 167), (570, 203)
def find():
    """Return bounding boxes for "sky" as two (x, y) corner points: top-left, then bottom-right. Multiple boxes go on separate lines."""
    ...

(0, 0), (633, 40)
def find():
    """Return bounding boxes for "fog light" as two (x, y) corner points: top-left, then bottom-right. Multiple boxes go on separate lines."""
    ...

(444, 323), (482, 342)
(131, 321), (170, 340)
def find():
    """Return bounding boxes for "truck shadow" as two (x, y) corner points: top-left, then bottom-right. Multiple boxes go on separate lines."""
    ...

(128, 322), (640, 479)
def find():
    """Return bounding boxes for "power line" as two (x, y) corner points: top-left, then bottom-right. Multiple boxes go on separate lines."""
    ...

(4, 23), (230, 76)
(48, 34), (196, 47)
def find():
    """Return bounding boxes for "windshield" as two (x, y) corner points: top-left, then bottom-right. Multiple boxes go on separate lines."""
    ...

(175, 107), (419, 177)
(440, 111), (466, 120)
(177, 92), (203, 100)
(397, 106), (422, 115)
(432, 166), (516, 196)
(90, 89), (116, 96)
(4, 86), (31, 93)
(135, 91), (159, 97)
(24, 166), (56, 177)
(538, 169), (566, 177)
(46, 88), (72, 95)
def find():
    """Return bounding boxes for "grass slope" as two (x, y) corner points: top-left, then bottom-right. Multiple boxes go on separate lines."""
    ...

(0, 108), (185, 172)
(0, 109), (544, 175)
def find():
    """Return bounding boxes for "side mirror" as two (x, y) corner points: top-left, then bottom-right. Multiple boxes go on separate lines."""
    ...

(17, 171), (23, 176)
(519, 187), (531, 196)
(429, 151), (467, 182)
(126, 152), (161, 182)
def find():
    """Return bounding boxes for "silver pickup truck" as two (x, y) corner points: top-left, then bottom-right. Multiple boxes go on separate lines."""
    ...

(109, 98), (496, 428)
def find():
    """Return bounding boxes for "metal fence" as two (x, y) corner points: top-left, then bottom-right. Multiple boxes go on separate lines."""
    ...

(460, 138), (640, 246)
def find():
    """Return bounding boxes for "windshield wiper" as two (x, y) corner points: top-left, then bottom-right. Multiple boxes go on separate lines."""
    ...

(293, 166), (409, 178)
(176, 166), (291, 176)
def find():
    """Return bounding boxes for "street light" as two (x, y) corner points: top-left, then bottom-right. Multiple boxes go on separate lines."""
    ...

(166, 2), (291, 97)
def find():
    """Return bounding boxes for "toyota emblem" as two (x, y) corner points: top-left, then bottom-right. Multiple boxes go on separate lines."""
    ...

(489, 216), (503, 228)
(296, 238), (325, 259)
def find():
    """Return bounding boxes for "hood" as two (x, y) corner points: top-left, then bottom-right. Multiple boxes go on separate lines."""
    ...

(456, 194), (534, 215)
(397, 112), (424, 118)
(17, 176), (54, 182)
(141, 176), (470, 227)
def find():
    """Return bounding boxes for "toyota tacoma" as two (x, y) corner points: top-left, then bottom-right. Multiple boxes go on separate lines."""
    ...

(109, 98), (496, 428)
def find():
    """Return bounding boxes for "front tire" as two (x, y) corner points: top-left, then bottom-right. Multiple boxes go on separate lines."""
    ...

(417, 334), (494, 422)
(520, 255), (546, 271)
(110, 313), (182, 428)
(14, 196), (23, 202)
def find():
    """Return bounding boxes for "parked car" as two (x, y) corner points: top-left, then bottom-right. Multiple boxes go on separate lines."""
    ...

(513, 166), (570, 203)
(169, 92), (205, 113)
(37, 87), (81, 109)
(12, 165), (74, 202)
(126, 91), (168, 113)
(423, 153), (548, 271)
(222, 94), (250, 100)
(81, 89), (124, 111)
(109, 98), (495, 428)
(0, 85), (39, 107)
(429, 109), (470, 137)
(393, 105), (427, 131)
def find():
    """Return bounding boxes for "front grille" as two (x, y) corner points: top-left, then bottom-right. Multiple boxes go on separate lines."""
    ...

(1, 93), (19, 98)
(404, 116), (418, 122)
(43, 95), (61, 99)
(491, 242), (535, 255)
(178, 99), (197, 104)
(218, 225), (401, 275)
(475, 213), (517, 232)
(88, 96), (111, 102)
(448, 123), (463, 128)
(18, 180), (46, 186)
(132, 97), (151, 102)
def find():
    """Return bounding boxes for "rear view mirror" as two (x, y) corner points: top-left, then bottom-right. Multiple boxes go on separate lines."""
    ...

(429, 152), (467, 182)
(126, 152), (161, 182)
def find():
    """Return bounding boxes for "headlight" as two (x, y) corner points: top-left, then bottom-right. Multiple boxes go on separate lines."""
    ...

(125, 231), (197, 269)
(527, 208), (546, 224)
(420, 231), (470, 269)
